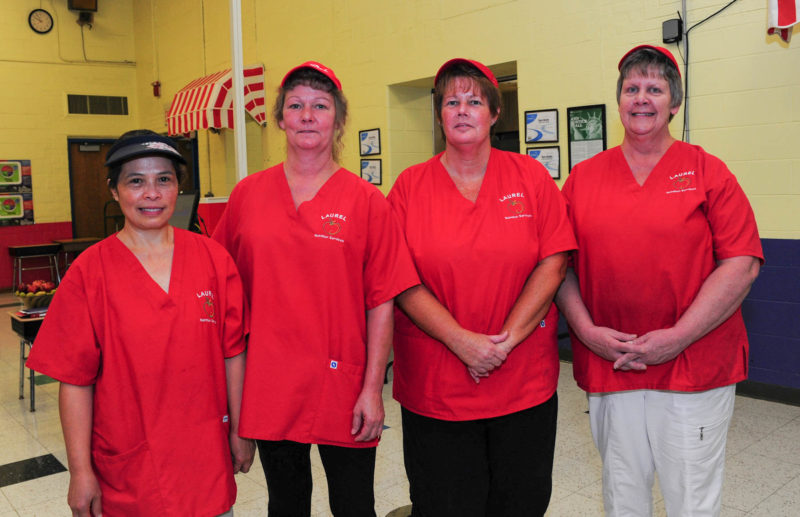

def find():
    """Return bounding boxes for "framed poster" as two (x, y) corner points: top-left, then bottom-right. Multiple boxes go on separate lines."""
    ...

(524, 109), (558, 143)
(360, 159), (382, 185)
(0, 159), (33, 225)
(567, 104), (606, 171)
(527, 146), (560, 180)
(359, 128), (381, 156)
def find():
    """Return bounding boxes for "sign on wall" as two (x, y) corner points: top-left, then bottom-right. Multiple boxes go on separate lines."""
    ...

(567, 105), (606, 171)
(0, 160), (34, 225)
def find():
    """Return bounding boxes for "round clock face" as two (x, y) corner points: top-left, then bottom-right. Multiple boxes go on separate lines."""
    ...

(29, 9), (54, 34)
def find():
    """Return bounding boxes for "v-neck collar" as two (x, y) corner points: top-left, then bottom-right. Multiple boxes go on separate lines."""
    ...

(618, 141), (678, 189)
(435, 148), (494, 207)
(112, 229), (181, 298)
(277, 164), (344, 216)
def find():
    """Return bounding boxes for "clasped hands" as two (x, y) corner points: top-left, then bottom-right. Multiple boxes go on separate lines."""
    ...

(451, 329), (513, 383)
(579, 325), (689, 371)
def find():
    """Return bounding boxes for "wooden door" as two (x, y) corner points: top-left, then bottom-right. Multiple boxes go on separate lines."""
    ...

(68, 140), (115, 239)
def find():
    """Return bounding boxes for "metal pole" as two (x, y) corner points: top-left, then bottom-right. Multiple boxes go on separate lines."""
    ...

(229, 0), (248, 181)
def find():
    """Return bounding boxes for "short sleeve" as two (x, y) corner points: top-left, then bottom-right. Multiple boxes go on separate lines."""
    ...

(560, 168), (576, 222)
(26, 268), (101, 386)
(531, 160), (576, 261)
(560, 166), (581, 269)
(386, 172), (408, 233)
(363, 190), (419, 309)
(703, 156), (763, 263)
(220, 252), (248, 358)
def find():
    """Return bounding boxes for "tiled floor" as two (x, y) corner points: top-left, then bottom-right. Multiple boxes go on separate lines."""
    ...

(1, 292), (799, 516)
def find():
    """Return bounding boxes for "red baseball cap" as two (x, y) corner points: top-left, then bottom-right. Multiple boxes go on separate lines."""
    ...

(435, 58), (499, 88)
(281, 61), (342, 91)
(618, 45), (681, 77)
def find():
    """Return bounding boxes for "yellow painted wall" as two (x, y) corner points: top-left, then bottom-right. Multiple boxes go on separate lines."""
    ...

(2, 0), (798, 238)
(0, 0), (138, 223)
(245, 0), (799, 237)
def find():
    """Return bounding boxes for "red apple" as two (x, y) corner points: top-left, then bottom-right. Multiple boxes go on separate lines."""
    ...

(324, 219), (341, 235)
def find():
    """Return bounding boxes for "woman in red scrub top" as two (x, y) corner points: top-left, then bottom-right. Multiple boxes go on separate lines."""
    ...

(557, 45), (763, 516)
(212, 62), (418, 516)
(27, 129), (253, 517)
(388, 58), (576, 516)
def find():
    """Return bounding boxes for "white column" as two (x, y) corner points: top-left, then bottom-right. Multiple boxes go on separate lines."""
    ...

(229, 0), (248, 181)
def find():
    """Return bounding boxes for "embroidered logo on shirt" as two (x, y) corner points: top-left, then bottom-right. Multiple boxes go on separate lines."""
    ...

(499, 192), (533, 219)
(196, 289), (217, 324)
(323, 218), (341, 235)
(314, 212), (347, 243)
(666, 170), (696, 194)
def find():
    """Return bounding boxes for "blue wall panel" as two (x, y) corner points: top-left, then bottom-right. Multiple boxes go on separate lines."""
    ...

(742, 238), (800, 390)
(741, 300), (800, 339)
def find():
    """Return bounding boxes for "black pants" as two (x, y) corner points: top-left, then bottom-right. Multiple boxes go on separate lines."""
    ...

(402, 393), (558, 517)
(255, 440), (377, 517)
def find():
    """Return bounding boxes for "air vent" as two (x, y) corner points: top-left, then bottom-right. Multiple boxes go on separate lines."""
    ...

(68, 95), (129, 115)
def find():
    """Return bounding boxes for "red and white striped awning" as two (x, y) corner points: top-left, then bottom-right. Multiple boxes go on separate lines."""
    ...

(768, 0), (800, 42)
(166, 64), (267, 136)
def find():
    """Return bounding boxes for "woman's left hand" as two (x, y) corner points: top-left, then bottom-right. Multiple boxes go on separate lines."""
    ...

(229, 433), (256, 473)
(613, 327), (688, 370)
(352, 389), (385, 442)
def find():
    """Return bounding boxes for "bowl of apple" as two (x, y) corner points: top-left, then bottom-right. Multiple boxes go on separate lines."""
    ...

(14, 280), (57, 309)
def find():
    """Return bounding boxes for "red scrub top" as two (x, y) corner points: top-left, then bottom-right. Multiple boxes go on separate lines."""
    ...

(213, 165), (418, 448)
(26, 229), (247, 517)
(388, 149), (576, 421)
(562, 142), (763, 393)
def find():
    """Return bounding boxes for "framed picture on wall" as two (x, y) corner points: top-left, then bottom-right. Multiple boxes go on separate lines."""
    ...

(524, 109), (558, 143)
(359, 128), (381, 156)
(527, 146), (560, 180)
(567, 104), (606, 171)
(0, 159), (34, 226)
(360, 159), (382, 185)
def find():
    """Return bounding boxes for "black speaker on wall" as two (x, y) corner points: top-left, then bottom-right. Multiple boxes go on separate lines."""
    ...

(662, 18), (683, 44)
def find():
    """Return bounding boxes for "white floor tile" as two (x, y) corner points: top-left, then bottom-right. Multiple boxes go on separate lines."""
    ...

(0, 491), (13, 513)
(0, 472), (69, 511)
(15, 497), (72, 517)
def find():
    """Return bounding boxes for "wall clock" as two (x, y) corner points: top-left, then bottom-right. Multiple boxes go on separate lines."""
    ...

(29, 9), (54, 34)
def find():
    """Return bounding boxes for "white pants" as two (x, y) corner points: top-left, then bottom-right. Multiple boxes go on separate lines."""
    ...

(588, 386), (735, 517)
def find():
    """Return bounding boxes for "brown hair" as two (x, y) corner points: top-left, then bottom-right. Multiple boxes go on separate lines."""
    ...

(433, 61), (502, 142)
(273, 68), (348, 161)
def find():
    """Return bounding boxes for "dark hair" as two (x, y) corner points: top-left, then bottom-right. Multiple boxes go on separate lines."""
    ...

(273, 68), (348, 161)
(616, 47), (683, 121)
(106, 129), (185, 189)
(433, 62), (502, 142)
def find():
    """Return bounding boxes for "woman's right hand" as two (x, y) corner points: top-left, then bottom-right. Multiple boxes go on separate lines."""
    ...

(579, 325), (644, 370)
(68, 469), (102, 517)
(451, 329), (509, 378)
